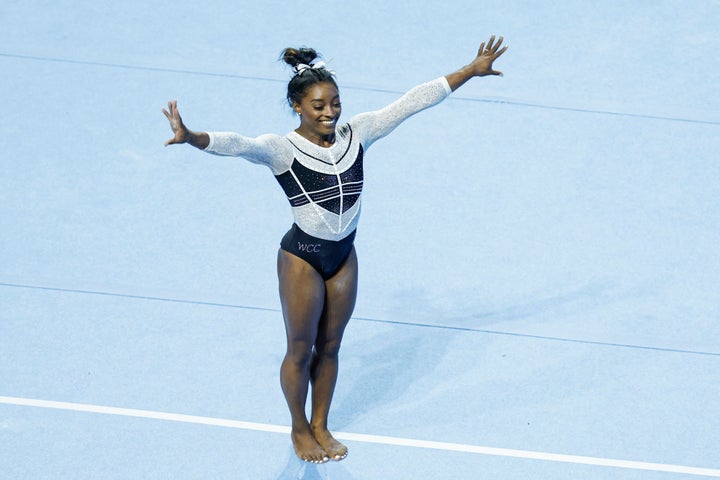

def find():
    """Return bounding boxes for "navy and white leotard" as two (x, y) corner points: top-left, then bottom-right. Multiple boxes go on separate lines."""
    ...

(204, 76), (451, 277)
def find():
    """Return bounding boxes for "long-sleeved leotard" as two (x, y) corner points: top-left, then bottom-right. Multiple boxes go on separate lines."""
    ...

(204, 76), (452, 243)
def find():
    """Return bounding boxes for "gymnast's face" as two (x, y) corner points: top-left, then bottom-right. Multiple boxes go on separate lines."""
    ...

(293, 81), (342, 143)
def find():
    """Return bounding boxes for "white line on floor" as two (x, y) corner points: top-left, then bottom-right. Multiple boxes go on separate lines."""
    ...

(2, 395), (718, 477)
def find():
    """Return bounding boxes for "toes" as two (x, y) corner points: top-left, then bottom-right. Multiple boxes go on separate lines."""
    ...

(332, 451), (348, 461)
(329, 444), (348, 461)
(307, 456), (329, 464)
(300, 453), (329, 464)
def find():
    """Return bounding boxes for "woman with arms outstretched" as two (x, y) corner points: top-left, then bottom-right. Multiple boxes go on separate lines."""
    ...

(163, 35), (507, 464)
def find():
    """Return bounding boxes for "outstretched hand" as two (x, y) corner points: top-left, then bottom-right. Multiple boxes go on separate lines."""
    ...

(444, 35), (508, 91)
(470, 35), (507, 77)
(162, 100), (189, 146)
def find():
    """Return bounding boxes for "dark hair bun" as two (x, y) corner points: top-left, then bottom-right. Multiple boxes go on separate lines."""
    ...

(281, 47), (319, 68)
(281, 47), (337, 108)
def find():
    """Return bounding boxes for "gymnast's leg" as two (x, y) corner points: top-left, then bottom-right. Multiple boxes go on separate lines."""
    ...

(310, 247), (357, 460)
(277, 249), (329, 463)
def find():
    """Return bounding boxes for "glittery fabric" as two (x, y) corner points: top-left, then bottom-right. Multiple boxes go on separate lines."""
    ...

(204, 76), (451, 241)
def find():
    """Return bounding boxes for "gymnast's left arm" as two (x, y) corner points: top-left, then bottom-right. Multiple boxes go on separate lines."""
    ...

(350, 36), (507, 147)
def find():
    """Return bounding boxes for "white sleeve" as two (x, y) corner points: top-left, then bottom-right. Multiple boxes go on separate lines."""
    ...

(350, 76), (452, 150)
(204, 132), (292, 174)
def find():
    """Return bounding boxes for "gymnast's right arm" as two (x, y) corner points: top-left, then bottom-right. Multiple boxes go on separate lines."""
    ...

(162, 100), (289, 172)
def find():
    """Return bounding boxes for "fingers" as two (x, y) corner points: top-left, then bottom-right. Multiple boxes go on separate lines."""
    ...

(162, 100), (177, 119)
(492, 36), (506, 56)
(486, 35), (496, 52)
(480, 35), (507, 57)
(163, 99), (183, 146)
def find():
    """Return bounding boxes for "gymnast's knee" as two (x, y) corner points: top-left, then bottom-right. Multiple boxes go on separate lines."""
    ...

(284, 341), (316, 367)
(314, 338), (342, 360)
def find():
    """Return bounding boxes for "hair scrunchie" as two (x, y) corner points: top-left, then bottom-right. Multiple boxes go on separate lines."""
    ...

(293, 61), (335, 76)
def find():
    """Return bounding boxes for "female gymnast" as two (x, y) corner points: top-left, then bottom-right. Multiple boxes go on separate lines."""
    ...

(162, 35), (507, 464)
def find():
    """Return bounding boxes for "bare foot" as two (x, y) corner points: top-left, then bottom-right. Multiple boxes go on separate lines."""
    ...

(292, 428), (329, 464)
(311, 426), (348, 461)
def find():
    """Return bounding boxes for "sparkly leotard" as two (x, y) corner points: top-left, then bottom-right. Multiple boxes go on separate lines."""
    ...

(204, 76), (451, 277)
